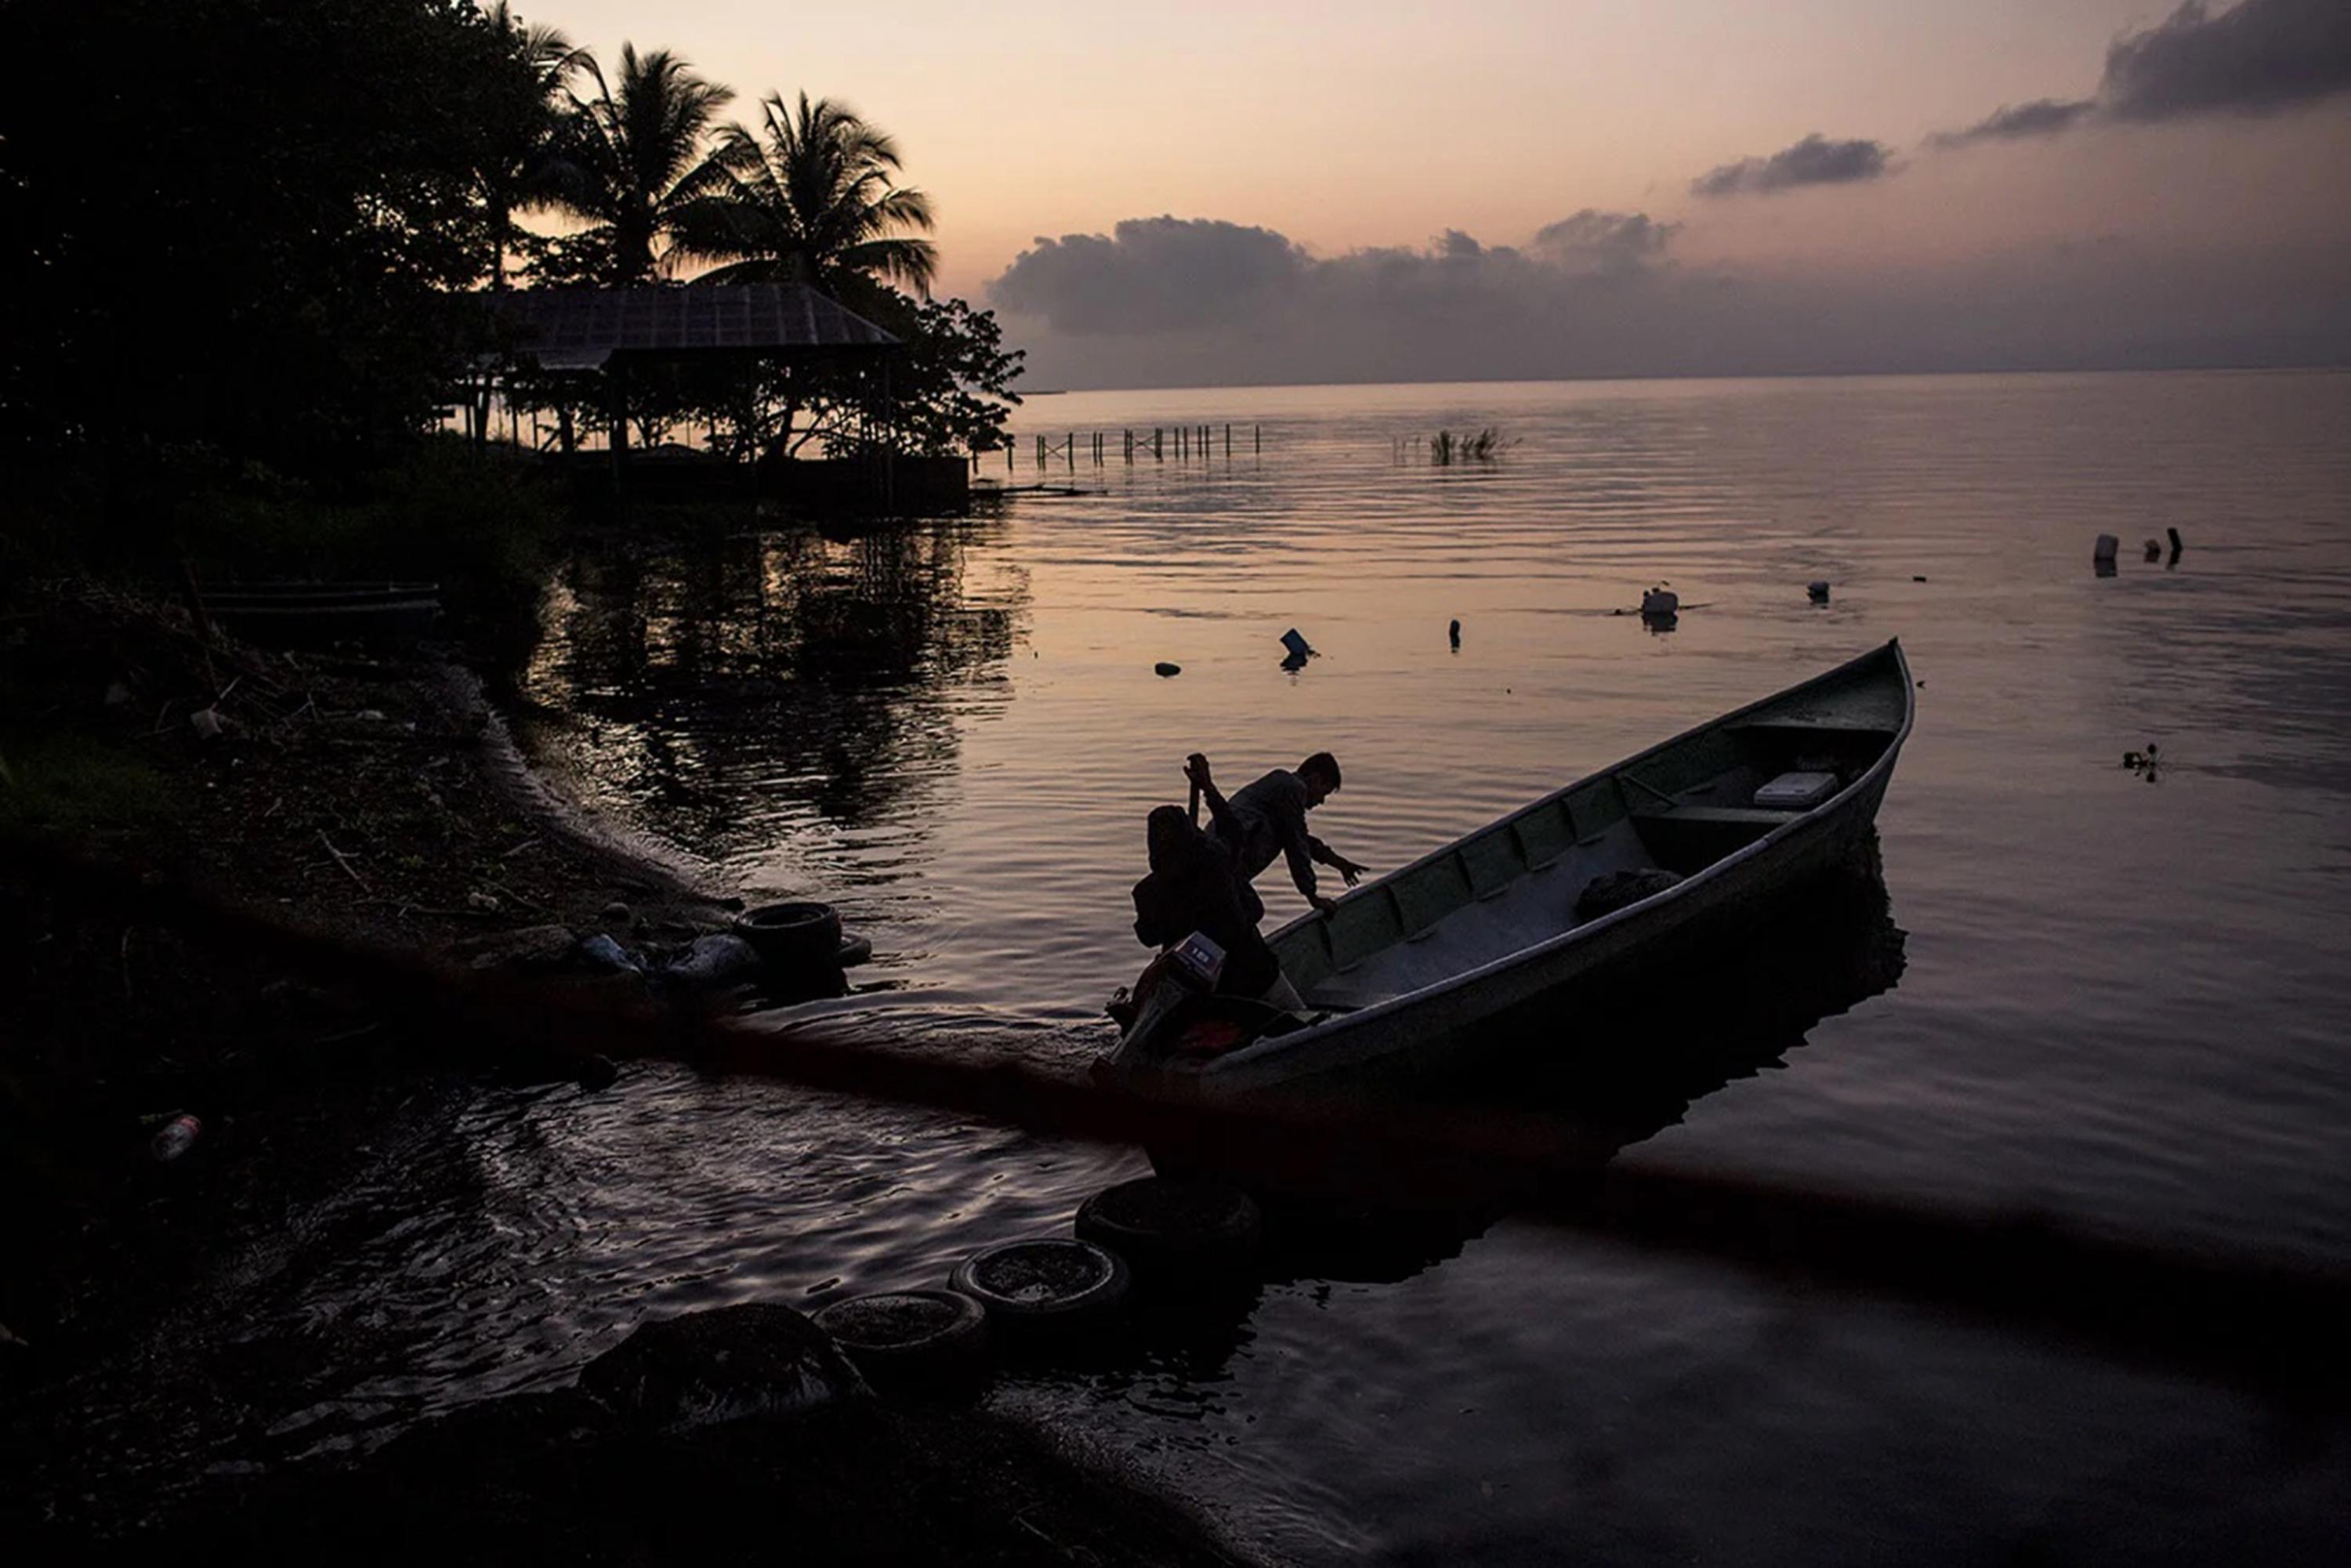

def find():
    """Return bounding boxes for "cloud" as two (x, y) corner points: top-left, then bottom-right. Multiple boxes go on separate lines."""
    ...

(1529, 209), (1679, 276)
(1927, 98), (2099, 149)
(987, 216), (1307, 336)
(1930, 0), (2351, 147)
(991, 209), (1675, 339)
(2101, 0), (2351, 121)
(1690, 134), (1893, 197)
(984, 206), (2351, 389)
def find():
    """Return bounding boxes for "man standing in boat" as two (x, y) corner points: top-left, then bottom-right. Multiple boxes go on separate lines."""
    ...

(1183, 751), (1367, 918)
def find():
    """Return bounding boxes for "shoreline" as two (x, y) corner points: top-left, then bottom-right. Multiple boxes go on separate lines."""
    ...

(0, 581), (1253, 1564)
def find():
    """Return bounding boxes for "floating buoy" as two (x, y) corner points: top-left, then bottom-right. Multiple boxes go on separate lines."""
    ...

(1076, 1177), (1262, 1279)
(1639, 586), (1679, 618)
(1154, 661), (1181, 677)
(813, 1289), (991, 1395)
(1278, 628), (1315, 661)
(950, 1238), (1130, 1331)
(1447, 618), (1461, 649)
(2143, 538), (2162, 562)
(2092, 534), (2120, 563)
(1807, 580), (1831, 603)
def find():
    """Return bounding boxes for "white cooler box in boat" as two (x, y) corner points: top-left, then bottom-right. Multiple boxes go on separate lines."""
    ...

(1753, 770), (1840, 809)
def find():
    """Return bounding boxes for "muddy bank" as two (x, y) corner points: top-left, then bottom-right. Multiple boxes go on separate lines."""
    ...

(1, 584), (739, 1321)
(137, 1299), (1249, 1567)
(0, 582), (737, 1424)
(1, 582), (1249, 1563)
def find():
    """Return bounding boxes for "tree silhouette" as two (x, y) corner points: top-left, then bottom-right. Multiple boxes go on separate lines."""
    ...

(684, 92), (937, 303)
(541, 45), (734, 285)
(475, 2), (585, 293)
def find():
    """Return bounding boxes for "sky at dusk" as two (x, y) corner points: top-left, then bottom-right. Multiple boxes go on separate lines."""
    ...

(538, 0), (2351, 386)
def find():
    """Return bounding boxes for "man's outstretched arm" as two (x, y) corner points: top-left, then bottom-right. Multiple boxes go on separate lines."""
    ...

(1307, 835), (1369, 887)
(1272, 796), (1339, 913)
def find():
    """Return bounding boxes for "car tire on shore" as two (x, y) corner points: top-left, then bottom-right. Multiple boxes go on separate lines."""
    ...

(734, 902), (842, 973)
(949, 1239), (1130, 1331)
(813, 1289), (991, 1396)
(1075, 1177), (1263, 1280)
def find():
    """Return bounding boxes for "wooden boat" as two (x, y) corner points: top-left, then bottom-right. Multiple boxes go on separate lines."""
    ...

(1100, 640), (1914, 1100)
(202, 581), (441, 646)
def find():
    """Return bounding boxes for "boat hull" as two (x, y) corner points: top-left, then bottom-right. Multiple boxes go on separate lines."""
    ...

(204, 583), (441, 646)
(1101, 641), (1913, 1102)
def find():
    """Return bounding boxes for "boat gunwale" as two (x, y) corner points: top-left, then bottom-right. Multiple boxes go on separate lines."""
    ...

(1202, 639), (1914, 1074)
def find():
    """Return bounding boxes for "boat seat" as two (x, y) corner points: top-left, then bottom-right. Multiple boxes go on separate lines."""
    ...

(1725, 718), (1896, 737)
(1630, 805), (1802, 827)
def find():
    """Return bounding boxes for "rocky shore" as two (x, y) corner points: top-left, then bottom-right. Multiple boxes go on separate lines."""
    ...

(0, 582), (1251, 1564)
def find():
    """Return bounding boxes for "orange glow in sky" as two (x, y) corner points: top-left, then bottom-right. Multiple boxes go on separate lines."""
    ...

(525, 0), (2351, 382)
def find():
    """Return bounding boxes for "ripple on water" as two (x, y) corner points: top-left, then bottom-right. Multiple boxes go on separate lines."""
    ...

(56, 373), (2351, 1559)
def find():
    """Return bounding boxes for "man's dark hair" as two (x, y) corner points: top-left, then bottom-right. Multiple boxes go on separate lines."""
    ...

(1299, 751), (1342, 790)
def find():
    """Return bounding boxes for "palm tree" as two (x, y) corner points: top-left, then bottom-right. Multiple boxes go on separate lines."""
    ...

(546, 44), (734, 284)
(476, 2), (584, 293)
(683, 92), (936, 302)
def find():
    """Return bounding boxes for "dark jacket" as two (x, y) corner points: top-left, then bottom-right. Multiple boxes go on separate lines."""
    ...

(1131, 806), (1280, 997)
(1211, 768), (1332, 911)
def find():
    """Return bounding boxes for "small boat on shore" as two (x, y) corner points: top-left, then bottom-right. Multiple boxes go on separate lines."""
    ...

(1099, 639), (1914, 1099)
(201, 581), (441, 646)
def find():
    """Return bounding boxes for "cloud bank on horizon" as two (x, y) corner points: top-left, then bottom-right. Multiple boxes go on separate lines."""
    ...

(984, 0), (2351, 388)
(988, 208), (2346, 387)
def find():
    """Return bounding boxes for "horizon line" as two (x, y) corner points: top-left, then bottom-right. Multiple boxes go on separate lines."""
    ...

(1009, 360), (2351, 398)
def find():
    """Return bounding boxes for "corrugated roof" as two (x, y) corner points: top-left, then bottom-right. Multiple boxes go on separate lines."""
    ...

(495, 284), (903, 368)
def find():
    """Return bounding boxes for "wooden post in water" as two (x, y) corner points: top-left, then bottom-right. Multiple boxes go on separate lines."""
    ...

(1255, 424), (1261, 454)
(1067, 433), (1075, 472)
(1225, 423), (1231, 457)
(1154, 428), (1162, 461)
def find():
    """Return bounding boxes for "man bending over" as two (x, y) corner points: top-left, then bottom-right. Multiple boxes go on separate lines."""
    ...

(1183, 751), (1368, 918)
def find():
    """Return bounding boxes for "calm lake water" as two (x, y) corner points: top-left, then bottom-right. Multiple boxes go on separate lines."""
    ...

(68, 373), (2351, 1559)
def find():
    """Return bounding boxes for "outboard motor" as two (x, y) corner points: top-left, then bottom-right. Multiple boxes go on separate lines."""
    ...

(1120, 932), (1226, 1059)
